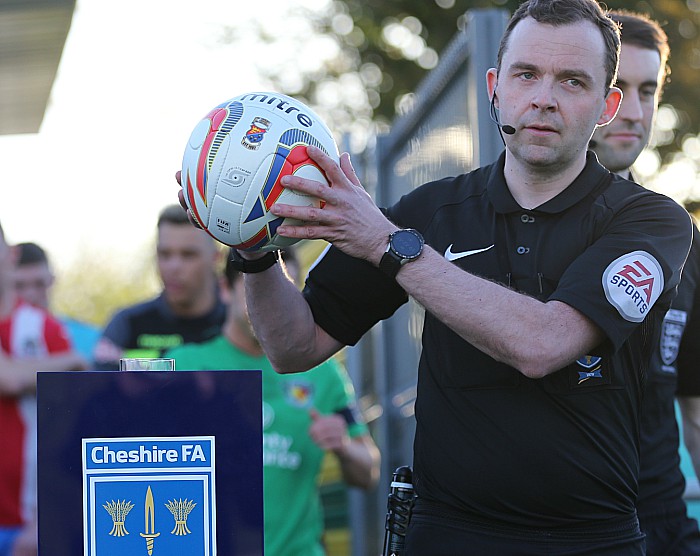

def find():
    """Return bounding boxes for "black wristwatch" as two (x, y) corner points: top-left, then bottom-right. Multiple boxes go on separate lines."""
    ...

(378, 229), (424, 278)
(229, 249), (279, 273)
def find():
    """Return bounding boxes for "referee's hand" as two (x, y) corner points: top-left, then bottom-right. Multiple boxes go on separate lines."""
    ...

(175, 171), (202, 230)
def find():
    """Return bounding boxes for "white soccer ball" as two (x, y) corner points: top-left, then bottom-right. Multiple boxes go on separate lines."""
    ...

(181, 91), (339, 252)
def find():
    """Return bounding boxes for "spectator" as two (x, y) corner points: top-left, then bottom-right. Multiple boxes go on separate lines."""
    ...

(590, 10), (700, 554)
(0, 222), (85, 556)
(166, 248), (380, 556)
(93, 204), (225, 370)
(13, 242), (100, 364)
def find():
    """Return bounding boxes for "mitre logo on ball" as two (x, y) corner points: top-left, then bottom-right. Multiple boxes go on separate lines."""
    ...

(181, 91), (339, 252)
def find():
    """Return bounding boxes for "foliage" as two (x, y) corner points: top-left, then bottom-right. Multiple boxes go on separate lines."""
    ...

(249, 0), (700, 170)
(52, 243), (159, 328)
(50, 1), (700, 327)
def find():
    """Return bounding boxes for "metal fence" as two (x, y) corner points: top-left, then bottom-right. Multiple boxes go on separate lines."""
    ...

(345, 9), (509, 555)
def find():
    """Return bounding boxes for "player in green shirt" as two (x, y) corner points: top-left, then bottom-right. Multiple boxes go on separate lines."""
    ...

(166, 248), (380, 556)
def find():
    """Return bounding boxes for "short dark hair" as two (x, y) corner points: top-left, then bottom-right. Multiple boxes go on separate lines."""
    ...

(16, 242), (49, 266)
(497, 0), (621, 92)
(224, 248), (299, 287)
(157, 204), (191, 227)
(609, 10), (670, 92)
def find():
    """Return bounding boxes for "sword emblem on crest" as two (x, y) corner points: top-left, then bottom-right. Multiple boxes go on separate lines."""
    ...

(140, 486), (161, 555)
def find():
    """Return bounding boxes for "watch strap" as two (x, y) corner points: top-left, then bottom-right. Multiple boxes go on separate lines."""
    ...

(229, 249), (279, 273)
(379, 250), (402, 278)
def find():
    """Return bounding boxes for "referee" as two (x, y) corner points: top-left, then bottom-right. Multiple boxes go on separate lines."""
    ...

(179, 0), (692, 554)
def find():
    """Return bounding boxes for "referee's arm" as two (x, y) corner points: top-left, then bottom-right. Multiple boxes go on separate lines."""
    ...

(394, 245), (604, 379)
(243, 260), (344, 375)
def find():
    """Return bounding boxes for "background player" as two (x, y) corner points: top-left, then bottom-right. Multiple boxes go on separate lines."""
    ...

(166, 248), (379, 556)
(0, 222), (85, 556)
(13, 242), (100, 364)
(93, 204), (225, 370)
(590, 10), (700, 554)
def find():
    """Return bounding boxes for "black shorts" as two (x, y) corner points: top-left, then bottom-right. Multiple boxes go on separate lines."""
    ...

(404, 499), (645, 556)
(640, 505), (700, 556)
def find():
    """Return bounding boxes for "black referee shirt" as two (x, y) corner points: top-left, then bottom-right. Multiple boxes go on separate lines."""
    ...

(638, 222), (700, 518)
(304, 151), (691, 529)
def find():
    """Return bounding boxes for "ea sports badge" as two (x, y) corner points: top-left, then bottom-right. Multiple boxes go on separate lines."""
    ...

(603, 251), (664, 322)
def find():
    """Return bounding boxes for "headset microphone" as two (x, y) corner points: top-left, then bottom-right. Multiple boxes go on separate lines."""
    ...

(500, 123), (516, 135)
(489, 92), (516, 135)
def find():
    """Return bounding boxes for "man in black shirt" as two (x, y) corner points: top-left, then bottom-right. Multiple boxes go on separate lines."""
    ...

(179, 1), (692, 553)
(93, 204), (225, 370)
(590, 11), (700, 555)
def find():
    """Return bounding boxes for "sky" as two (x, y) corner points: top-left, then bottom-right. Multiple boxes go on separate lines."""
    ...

(0, 0), (330, 271)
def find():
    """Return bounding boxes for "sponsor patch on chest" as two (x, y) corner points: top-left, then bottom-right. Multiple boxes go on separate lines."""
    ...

(568, 355), (612, 390)
(602, 251), (663, 322)
(573, 355), (607, 386)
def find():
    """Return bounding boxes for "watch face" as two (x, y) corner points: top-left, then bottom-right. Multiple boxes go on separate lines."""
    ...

(392, 230), (423, 258)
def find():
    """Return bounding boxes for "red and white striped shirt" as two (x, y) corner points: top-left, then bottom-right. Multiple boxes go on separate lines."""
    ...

(0, 301), (71, 526)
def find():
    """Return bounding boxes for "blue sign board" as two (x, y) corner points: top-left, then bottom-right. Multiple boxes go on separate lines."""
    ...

(37, 371), (263, 556)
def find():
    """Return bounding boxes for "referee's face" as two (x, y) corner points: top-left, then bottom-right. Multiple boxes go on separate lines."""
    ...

(489, 17), (619, 173)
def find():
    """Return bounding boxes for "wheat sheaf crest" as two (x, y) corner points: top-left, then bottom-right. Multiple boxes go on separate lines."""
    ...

(103, 499), (135, 536)
(165, 498), (197, 535)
